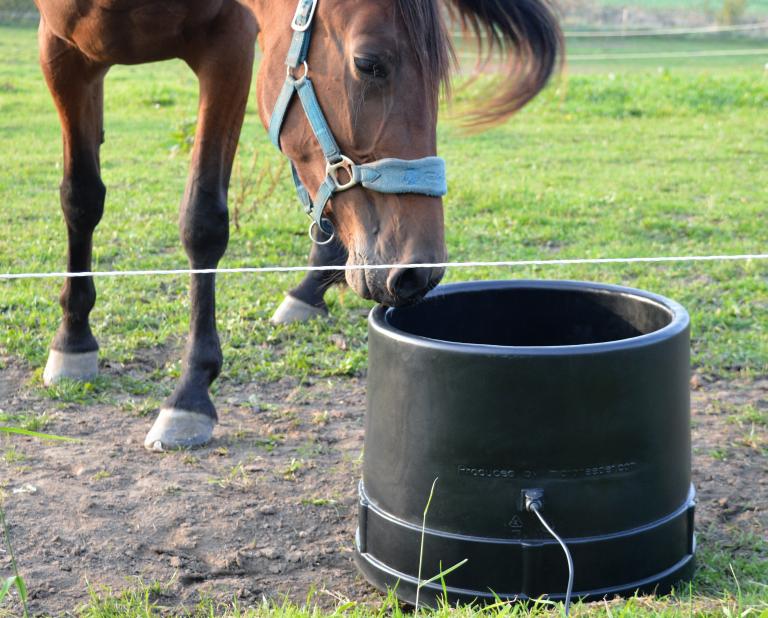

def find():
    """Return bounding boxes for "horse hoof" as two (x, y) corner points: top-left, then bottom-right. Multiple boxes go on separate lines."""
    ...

(143, 408), (215, 451)
(270, 295), (328, 324)
(43, 350), (99, 386)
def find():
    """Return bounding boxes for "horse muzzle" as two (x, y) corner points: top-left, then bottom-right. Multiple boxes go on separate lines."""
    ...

(346, 260), (445, 307)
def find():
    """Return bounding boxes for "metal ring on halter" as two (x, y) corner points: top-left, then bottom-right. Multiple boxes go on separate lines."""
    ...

(308, 218), (335, 245)
(287, 61), (309, 81)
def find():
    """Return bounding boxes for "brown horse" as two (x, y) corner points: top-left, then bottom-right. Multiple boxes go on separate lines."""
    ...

(33, 0), (562, 450)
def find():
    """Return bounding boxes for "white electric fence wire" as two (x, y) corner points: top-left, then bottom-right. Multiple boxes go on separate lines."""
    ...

(567, 48), (768, 61)
(564, 21), (768, 37)
(1, 253), (767, 281)
(530, 504), (574, 617)
(451, 21), (768, 39)
(457, 48), (768, 63)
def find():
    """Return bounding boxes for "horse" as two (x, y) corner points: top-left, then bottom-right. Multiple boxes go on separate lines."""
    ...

(33, 0), (562, 450)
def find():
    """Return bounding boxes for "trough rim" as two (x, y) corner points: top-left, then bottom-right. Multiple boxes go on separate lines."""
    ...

(370, 279), (689, 356)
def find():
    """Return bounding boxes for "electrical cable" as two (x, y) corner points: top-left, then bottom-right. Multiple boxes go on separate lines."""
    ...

(529, 503), (575, 617)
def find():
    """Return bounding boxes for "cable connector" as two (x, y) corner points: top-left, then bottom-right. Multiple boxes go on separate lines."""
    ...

(520, 488), (575, 617)
(523, 488), (544, 512)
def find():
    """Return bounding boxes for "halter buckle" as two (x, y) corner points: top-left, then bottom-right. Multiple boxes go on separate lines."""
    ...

(291, 0), (318, 32)
(326, 155), (357, 192)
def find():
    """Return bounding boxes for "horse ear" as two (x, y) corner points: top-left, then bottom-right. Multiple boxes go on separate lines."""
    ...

(445, 0), (564, 126)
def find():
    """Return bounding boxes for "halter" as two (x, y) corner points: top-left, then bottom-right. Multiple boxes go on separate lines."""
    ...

(268, 0), (448, 244)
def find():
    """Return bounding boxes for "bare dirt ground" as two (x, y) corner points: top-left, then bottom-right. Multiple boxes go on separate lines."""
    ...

(1, 352), (766, 617)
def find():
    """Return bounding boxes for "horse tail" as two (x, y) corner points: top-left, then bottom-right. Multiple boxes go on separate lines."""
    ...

(448, 0), (564, 126)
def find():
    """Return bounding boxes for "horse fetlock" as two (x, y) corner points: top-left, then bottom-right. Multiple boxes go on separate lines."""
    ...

(144, 408), (216, 451)
(43, 349), (99, 386)
(59, 278), (97, 314)
(183, 344), (223, 383)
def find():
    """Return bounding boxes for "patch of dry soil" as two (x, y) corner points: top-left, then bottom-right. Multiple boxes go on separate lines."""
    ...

(0, 358), (766, 616)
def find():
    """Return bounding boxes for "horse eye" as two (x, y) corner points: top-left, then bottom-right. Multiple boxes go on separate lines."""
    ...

(354, 56), (388, 78)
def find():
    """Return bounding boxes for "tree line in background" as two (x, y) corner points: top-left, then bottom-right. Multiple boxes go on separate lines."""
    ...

(719, 0), (748, 22)
(0, 0), (33, 12)
(0, 0), (36, 24)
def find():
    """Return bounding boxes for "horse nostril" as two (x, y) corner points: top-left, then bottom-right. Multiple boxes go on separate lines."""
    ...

(387, 267), (431, 302)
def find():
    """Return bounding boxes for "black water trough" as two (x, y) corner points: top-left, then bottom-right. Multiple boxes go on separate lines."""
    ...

(355, 280), (695, 606)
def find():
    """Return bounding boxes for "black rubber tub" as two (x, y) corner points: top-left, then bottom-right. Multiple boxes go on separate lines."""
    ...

(354, 280), (695, 606)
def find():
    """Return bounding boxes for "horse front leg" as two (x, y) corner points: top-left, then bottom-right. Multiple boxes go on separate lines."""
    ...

(39, 25), (108, 385)
(144, 2), (256, 450)
(270, 235), (348, 324)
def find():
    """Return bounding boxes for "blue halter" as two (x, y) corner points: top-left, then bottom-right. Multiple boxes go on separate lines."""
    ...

(268, 0), (448, 244)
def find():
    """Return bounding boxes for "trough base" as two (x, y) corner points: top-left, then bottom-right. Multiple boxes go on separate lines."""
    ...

(354, 549), (695, 608)
(354, 482), (696, 608)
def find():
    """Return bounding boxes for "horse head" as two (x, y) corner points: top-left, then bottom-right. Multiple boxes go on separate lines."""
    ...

(252, 0), (562, 306)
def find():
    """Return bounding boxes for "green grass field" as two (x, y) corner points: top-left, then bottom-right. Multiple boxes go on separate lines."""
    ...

(1, 23), (767, 617)
(2, 26), (766, 380)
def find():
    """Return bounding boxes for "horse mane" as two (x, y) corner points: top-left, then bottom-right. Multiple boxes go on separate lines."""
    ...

(396, 0), (454, 102)
(396, 0), (564, 126)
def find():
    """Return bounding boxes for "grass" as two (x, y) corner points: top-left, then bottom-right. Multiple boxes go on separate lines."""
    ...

(1, 26), (766, 383)
(0, 23), (767, 617)
(0, 410), (49, 433)
(208, 461), (255, 490)
(58, 525), (767, 615)
(0, 505), (29, 618)
(66, 568), (768, 617)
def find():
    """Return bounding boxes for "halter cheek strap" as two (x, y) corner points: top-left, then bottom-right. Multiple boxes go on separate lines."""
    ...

(268, 0), (448, 243)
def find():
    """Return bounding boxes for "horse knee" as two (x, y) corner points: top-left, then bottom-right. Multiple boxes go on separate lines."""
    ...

(60, 174), (105, 233)
(180, 185), (229, 266)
